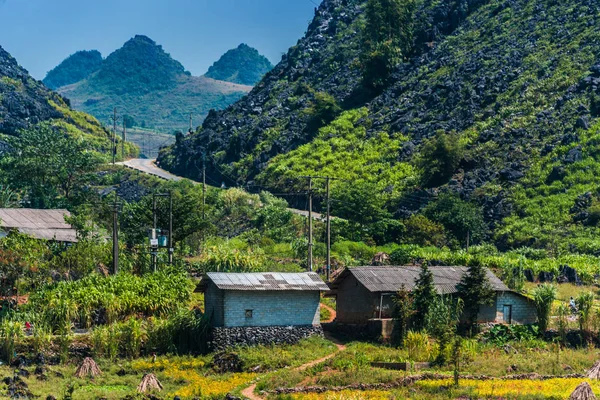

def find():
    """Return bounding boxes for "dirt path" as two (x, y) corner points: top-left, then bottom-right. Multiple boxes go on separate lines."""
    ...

(320, 303), (337, 323)
(240, 335), (346, 400)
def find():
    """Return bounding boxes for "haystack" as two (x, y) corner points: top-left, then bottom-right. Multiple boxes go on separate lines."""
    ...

(74, 357), (102, 379)
(587, 361), (600, 379)
(137, 373), (163, 393)
(569, 382), (597, 400)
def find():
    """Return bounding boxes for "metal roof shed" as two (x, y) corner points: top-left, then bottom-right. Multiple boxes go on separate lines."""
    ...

(200, 272), (328, 328)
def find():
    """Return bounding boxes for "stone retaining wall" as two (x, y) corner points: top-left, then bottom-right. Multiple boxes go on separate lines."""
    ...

(211, 325), (324, 351)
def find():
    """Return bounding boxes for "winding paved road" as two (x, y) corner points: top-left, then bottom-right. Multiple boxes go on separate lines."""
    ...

(117, 159), (330, 220)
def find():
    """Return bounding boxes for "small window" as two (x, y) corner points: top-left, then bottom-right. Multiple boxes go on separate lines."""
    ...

(245, 309), (253, 318)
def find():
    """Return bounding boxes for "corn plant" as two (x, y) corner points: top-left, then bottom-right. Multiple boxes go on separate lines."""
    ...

(120, 318), (146, 359)
(403, 330), (432, 362)
(0, 319), (23, 364)
(31, 323), (52, 354)
(576, 291), (595, 334)
(532, 283), (557, 333)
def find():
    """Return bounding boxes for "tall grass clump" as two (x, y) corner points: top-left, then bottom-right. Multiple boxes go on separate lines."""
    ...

(532, 283), (557, 333)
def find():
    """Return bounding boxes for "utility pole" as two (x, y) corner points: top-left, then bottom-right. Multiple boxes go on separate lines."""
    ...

(326, 177), (331, 282)
(111, 108), (119, 164)
(189, 113), (193, 134)
(307, 177), (313, 272)
(122, 119), (126, 159)
(202, 152), (206, 219)
(152, 194), (157, 272)
(466, 230), (470, 253)
(168, 191), (173, 265)
(112, 191), (119, 274)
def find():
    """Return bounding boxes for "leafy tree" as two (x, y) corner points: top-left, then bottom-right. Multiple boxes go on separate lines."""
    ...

(361, 0), (416, 89)
(456, 264), (495, 333)
(417, 131), (465, 187)
(0, 185), (18, 208)
(332, 182), (390, 234)
(424, 194), (487, 246)
(123, 114), (137, 128)
(403, 215), (448, 247)
(0, 123), (104, 208)
(304, 91), (342, 133)
(412, 263), (437, 330)
(532, 283), (557, 333)
(392, 285), (414, 346)
(427, 297), (463, 365)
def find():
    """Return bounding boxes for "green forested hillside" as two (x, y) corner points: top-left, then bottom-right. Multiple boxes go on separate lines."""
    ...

(158, 0), (600, 254)
(42, 50), (103, 90)
(205, 43), (273, 85)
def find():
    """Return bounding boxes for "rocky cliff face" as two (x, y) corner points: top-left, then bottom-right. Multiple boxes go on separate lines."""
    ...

(159, 0), (600, 251)
(0, 45), (63, 135)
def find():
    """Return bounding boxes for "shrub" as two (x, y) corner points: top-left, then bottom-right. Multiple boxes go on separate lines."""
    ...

(403, 331), (433, 362)
(403, 215), (448, 247)
(416, 131), (465, 187)
(532, 284), (558, 333)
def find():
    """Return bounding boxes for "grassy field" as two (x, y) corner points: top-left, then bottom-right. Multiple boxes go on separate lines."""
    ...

(0, 337), (336, 399)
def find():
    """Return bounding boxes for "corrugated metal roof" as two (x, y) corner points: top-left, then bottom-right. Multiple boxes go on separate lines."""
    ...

(331, 266), (508, 294)
(0, 209), (77, 242)
(202, 272), (329, 291)
(0, 209), (72, 229)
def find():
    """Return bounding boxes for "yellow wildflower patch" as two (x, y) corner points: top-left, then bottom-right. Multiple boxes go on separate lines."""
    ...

(417, 378), (600, 398)
(165, 368), (256, 398)
(131, 357), (205, 371)
(289, 390), (391, 400)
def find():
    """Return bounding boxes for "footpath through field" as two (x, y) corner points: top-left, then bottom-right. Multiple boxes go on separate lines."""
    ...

(118, 158), (331, 221)
(241, 334), (346, 400)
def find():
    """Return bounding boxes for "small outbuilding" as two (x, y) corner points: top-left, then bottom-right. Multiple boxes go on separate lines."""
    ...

(0, 208), (78, 243)
(200, 272), (329, 328)
(328, 266), (536, 325)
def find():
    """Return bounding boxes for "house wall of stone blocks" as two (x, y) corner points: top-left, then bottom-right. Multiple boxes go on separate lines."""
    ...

(204, 283), (321, 328)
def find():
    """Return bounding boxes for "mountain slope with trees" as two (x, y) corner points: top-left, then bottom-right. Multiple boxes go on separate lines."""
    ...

(204, 43), (273, 85)
(158, 0), (600, 254)
(53, 35), (252, 132)
(42, 50), (103, 90)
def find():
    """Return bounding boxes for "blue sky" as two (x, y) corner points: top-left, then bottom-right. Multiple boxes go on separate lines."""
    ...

(0, 0), (319, 80)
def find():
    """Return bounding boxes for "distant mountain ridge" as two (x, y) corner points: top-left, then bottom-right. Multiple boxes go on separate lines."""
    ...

(50, 35), (253, 133)
(205, 43), (273, 86)
(43, 50), (103, 90)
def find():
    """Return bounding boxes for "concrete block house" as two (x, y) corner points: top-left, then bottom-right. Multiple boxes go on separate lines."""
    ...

(199, 272), (329, 349)
(328, 266), (536, 326)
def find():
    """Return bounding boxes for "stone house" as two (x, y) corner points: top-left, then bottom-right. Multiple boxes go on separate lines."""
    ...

(199, 272), (330, 349)
(200, 272), (329, 327)
(327, 266), (537, 325)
